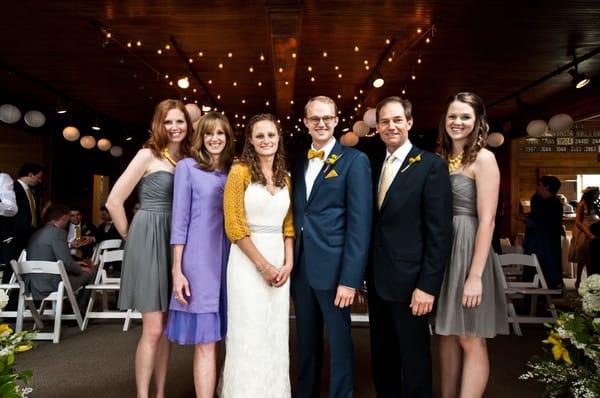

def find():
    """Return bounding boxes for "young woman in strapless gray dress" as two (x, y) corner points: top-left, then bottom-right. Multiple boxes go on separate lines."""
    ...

(435, 93), (508, 398)
(106, 99), (196, 398)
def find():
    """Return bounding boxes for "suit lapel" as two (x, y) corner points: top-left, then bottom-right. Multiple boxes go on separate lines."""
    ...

(295, 156), (309, 207)
(306, 140), (343, 207)
(379, 145), (422, 213)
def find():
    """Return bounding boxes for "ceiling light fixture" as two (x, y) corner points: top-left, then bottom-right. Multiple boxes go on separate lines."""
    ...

(177, 77), (190, 89)
(569, 60), (590, 89)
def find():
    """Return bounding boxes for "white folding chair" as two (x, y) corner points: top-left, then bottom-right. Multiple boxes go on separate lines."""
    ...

(91, 239), (123, 266)
(0, 250), (27, 320)
(10, 259), (83, 343)
(494, 253), (562, 335)
(82, 250), (132, 330)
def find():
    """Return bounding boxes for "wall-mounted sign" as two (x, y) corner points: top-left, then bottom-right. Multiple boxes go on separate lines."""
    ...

(523, 122), (600, 153)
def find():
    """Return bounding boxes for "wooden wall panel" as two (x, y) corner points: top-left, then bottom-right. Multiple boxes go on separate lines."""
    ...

(0, 124), (44, 177)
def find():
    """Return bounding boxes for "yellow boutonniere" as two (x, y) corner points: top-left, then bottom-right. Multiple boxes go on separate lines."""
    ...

(543, 333), (572, 365)
(400, 152), (423, 173)
(324, 153), (343, 173)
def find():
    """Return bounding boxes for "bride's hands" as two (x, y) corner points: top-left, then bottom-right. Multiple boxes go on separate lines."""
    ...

(173, 271), (191, 305)
(272, 263), (293, 287)
(260, 264), (279, 285)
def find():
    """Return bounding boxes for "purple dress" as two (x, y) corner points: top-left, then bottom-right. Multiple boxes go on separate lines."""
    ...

(165, 158), (230, 345)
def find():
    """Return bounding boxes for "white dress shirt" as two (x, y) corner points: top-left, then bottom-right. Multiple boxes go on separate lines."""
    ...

(0, 173), (18, 217)
(305, 138), (337, 199)
(378, 140), (413, 191)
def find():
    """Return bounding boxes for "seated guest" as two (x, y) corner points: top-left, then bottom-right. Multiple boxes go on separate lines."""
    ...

(67, 207), (96, 259)
(24, 204), (96, 307)
(96, 205), (120, 242)
(558, 194), (575, 214)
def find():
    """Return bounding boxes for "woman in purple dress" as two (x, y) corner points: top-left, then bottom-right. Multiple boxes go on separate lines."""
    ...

(165, 112), (235, 397)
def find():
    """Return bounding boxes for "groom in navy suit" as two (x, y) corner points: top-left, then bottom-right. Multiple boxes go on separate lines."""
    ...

(292, 95), (372, 398)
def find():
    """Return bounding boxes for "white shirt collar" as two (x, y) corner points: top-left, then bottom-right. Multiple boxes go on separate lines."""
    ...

(311, 138), (336, 161)
(386, 139), (413, 163)
(17, 179), (30, 191)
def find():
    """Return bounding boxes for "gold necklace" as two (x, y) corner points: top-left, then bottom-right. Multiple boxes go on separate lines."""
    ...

(447, 152), (464, 173)
(162, 148), (178, 167)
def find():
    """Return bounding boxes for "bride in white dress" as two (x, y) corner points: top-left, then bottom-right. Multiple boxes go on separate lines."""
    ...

(221, 113), (295, 398)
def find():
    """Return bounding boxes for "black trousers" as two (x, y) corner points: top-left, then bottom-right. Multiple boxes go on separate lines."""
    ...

(291, 252), (354, 398)
(368, 289), (433, 398)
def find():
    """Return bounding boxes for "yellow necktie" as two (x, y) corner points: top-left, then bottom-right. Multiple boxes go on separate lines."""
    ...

(307, 149), (325, 160)
(25, 189), (37, 227)
(74, 225), (83, 258)
(378, 155), (396, 209)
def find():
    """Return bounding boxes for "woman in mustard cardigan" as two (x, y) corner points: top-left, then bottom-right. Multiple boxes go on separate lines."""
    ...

(221, 113), (294, 398)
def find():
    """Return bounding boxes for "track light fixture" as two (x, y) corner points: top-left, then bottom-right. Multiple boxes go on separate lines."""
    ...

(568, 66), (590, 89)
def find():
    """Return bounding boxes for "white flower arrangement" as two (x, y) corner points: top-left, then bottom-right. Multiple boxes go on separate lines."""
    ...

(0, 289), (9, 310)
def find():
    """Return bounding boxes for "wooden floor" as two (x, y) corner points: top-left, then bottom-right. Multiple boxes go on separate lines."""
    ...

(14, 318), (547, 397)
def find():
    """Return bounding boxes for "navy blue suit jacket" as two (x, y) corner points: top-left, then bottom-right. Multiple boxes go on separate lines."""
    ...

(292, 140), (373, 290)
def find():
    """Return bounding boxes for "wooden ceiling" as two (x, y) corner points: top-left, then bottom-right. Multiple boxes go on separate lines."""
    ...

(1, 0), (600, 148)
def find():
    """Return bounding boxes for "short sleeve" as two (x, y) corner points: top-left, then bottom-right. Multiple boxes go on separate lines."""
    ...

(224, 164), (251, 243)
(283, 176), (295, 238)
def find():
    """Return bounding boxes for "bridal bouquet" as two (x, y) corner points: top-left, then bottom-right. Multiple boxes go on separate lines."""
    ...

(0, 289), (35, 398)
(520, 275), (600, 397)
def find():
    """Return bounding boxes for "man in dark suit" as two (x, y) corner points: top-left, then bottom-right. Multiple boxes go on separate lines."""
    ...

(67, 207), (97, 259)
(96, 205), (120, 243)
(368, 96), (452, 398)
(25, 204), (96, 307)
(291, 95), (372, 398)
(1, 163), (43, 281)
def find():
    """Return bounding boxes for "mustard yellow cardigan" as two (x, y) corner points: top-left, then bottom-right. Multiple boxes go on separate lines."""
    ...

(224, 163), (295, 243)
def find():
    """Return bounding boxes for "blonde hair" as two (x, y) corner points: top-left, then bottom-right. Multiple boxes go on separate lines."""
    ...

(304, 95), (338, 116)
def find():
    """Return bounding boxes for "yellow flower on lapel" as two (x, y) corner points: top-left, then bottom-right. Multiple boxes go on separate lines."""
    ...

(323, 152), (343, 174)
(400, 152), (424, 173)
(325, 169), (338, 179)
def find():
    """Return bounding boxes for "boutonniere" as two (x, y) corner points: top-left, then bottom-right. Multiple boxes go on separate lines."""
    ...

(400, 152), (423, 173)
(323, 152), (343, 174)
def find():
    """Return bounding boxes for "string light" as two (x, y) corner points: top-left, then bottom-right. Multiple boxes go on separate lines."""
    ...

(417, 57), (422, 64)
(307, 66), (312, 72)
(334, 65), (339, 70)
(279, 67), (283, 73)
(217, 94), (221, 100)
(257, 81), (262, 86)
(218, 63), (223, 69)
(136, 40), (142, 47)
(228, 52), (233, 58)
(188, 58), (193, 63)
(354, 45), (359, 52)
(364, 60), (369, 65)
(426, 37), (430, 43)
(127, 41), (132, 48)
(310, 76), (315, 82)
(157, 49), (162, 55)
(411, 74), (416, 80)
(233, 81), (237, 86)
(241, 99), (246, 104)
(265, 100), (270, 106)
(208, 79), (213, 84)
(322, 51), (328, 57)
(198, 51), (203, 57)
(337, 94), (341, 99)
(417, 28), (422, 33)
(165, 44), (171, 50)
(260, 54), (265, 61)
(249, 66), (254, 72)
(385, 38), (391, 44)
(292, 53), (296, 58)
(285, 81), (289, 85)
(365, 65), (370, 70)
(338, 73), (342, 78)
(106, 32), (112, 39)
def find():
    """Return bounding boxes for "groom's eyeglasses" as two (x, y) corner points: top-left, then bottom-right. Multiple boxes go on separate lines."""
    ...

(307, 116), (337, 126)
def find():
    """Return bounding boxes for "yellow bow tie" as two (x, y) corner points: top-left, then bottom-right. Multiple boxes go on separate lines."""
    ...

(307, 149), (325, 160)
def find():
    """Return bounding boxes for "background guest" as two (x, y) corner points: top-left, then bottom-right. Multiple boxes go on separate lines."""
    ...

(571, 186), (600, 288)
(523, 176), (564, 289)
(588, 222), (600, 276)
(557, 194), (575, 214)
(96, 205), (120, 243)
(67, 207), (97, 259)
(0, 170), (18, 268)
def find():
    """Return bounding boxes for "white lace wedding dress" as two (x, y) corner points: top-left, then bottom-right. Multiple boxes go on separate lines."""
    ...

(220, 183), (291, 398)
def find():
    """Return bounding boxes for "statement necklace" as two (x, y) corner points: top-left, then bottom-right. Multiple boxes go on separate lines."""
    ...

(162, 148), (178, 167)
(447, 152), (464, 173)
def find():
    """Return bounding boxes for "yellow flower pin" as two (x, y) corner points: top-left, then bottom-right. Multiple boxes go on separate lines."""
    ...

(543, 334), (572, 365)
(324, 153), (343, 174)
(400, 152), (424, 173)
(15, 344), (33, 353)
(0, 323), (13, 336)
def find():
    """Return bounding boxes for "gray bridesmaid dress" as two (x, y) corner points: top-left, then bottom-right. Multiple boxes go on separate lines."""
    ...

(118, 171), (174, 313)
(435, 174), (509, 338)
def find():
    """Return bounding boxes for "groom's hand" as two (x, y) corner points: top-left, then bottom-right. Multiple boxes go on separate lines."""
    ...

(410, 288), (434, 316)
(334, 285), (356, 308)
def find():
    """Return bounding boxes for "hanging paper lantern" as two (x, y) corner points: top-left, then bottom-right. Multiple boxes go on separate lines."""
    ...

(0, 104), (22, 124)
(363, 108), (377, 128)
(353, 121), (370, 137)
(340, 132), (359, 147)
(526, 120), (547, 137)
(62, 126), (80, 141)
(487, 132), (504, 147)
(185, 103), (202, 123)
(80, 135), (96, 149)
(548, 113), (573, 132)
(97, 138), (112, 151)
(24, 110), (46, 128)
(110, 145), (123, 157)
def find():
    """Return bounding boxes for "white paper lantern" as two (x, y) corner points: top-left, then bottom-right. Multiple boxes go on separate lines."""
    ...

(526, 120), (548, 137)
(80, 135), (96, 149)
(24, 110), (46, 128)
(185, 103), (202, 123)
(110, 145), (123, 157)
(97, 138), (112, 151)
(363, 108), (377, 128)
(0, 104), (21, 124)
(548, 113), (573, 132)
(352, 121), (370, 137)
(340, 132), (359, 147)
(487, 132), (504, 147)
(62, 126), (80, 141)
